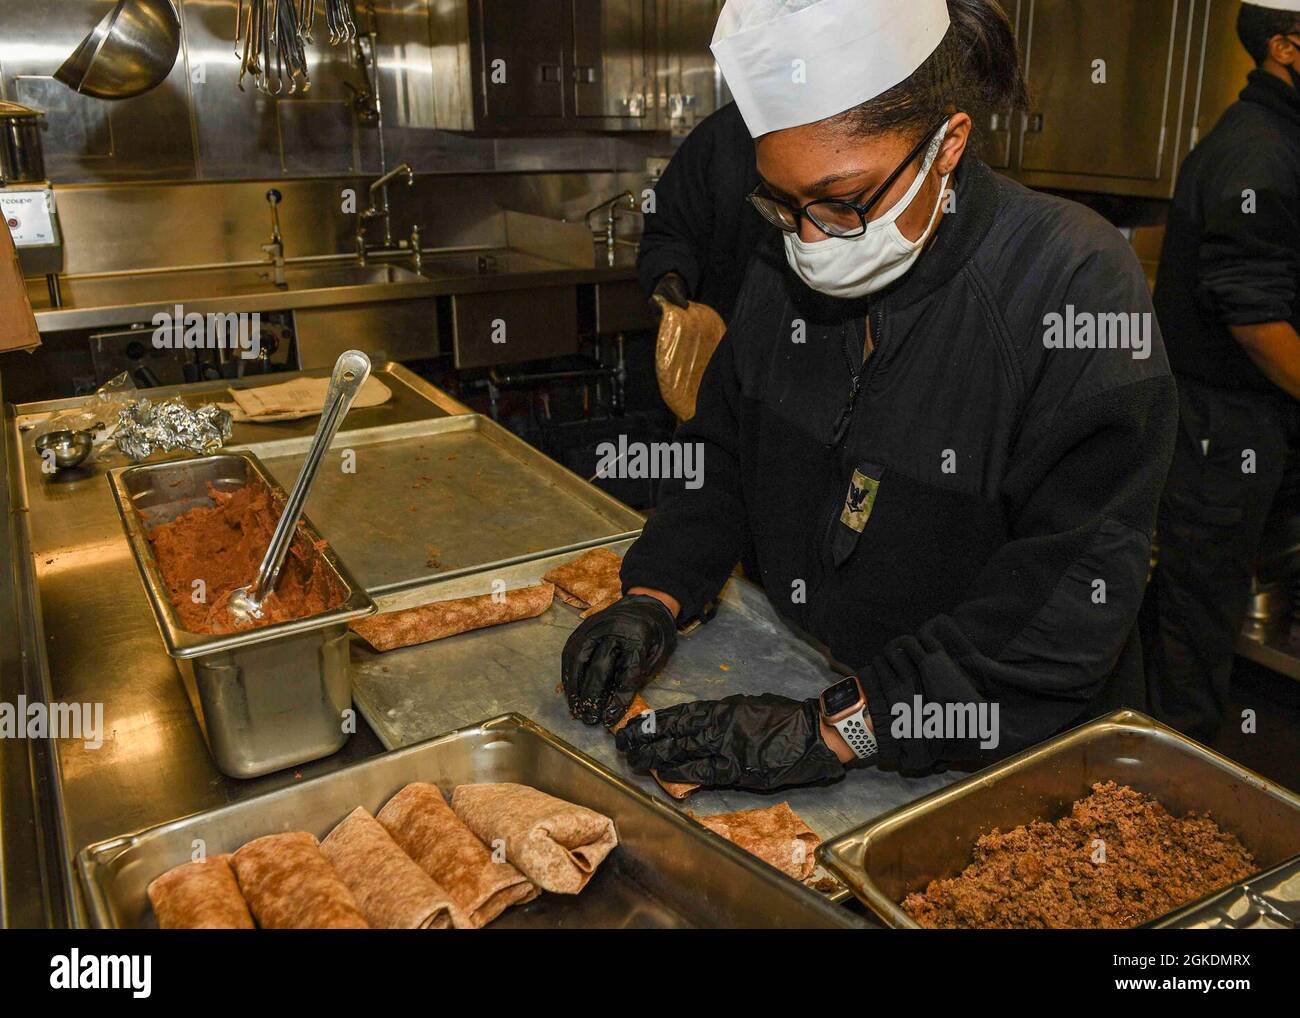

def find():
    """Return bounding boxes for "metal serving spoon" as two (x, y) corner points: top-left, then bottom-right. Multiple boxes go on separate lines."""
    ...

(227, 350), (371, 624)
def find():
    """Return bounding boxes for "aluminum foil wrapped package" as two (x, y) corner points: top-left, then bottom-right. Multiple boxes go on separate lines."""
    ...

(113, 399), (233, 462)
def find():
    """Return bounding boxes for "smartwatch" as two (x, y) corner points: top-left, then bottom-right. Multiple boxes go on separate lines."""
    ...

(819, 675), (877, 761)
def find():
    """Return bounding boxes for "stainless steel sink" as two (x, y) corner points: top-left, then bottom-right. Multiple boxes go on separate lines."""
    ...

(258, 261), (424, 290)
(30, 260), (426, 313)
(29, 240), (640, 333)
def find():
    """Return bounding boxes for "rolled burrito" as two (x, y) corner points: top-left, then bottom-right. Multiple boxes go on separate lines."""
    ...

(694, 802), (820, 881)
(613, 694), (700, 800)
(543, 548), (623, 617)
(350, 583), (555, 652)
(377, 783), (538, 928)
(147, 854), (254, 929)
(450, 783), (618, 894)
(319, 807), (455, 929)
(231, 831), (369, 929)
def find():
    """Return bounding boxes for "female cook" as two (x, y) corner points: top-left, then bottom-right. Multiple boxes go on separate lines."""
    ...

(562, 0), (1178, 790)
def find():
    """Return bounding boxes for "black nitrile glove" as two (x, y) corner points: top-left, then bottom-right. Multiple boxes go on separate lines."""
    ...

(615, 694), (845, 792)
(562, 594), (678, 727)
(652, 270), (690, 310)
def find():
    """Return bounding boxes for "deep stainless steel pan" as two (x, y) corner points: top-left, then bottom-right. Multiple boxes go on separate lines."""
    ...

(819, 710), (1300, 928)
(78, 714), (862, 930)
(108, 451), (376, 778)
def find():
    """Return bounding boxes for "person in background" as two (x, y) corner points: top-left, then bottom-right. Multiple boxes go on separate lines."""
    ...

(562, 0), (1177, 792)
(636, 101), (767, 321)
(1147, 0), (1300, 743)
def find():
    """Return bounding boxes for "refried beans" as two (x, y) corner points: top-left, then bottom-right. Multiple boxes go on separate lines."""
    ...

(147, 481), (347, 635)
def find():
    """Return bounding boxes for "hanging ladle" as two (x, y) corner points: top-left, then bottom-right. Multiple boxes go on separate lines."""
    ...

(227, 349), (371, 624)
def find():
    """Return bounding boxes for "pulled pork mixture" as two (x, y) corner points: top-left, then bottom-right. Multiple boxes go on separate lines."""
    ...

(903, 781), (1256, 929)
(148, 481), (346, 635)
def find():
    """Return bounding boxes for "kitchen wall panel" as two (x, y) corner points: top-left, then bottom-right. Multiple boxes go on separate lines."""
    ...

(0, 0), (688, 184)
(180, 0), (380, 180)
(0, 0), (197, 181)
(50, 170), (649, 276)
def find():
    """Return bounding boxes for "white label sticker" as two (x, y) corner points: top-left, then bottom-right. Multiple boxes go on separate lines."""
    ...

(1, 190), (55, 246)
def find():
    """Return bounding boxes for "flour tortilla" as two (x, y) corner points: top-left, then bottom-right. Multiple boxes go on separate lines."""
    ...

(450, 783), (617, 894)
(319, 807), (455, 929)
(543, 548), (623, 613)
(223, 375), (392, 422)
(351, 583), (554, 652)
(694, 802), (820, 881)
(147, 854), (254, 929)
(655, 299), (727, 421)
(377, 783), (538, 928)
(614, 694), (700, 799)
(231, 831), (369, 929)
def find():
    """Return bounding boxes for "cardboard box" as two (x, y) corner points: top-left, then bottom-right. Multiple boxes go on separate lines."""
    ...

(0, 218), (41, 353)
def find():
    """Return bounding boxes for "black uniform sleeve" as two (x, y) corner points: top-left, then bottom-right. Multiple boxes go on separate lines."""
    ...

(636, 119), (721, 302)
(619, 330), (748, 621)
(1199, 145), (1300, 325)
(860, 243), (1178, 770)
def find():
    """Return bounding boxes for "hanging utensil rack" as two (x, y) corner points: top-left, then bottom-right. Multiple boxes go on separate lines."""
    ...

(236, 0), (358, 96)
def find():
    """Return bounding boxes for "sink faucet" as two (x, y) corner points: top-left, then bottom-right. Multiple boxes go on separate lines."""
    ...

(262, 188), (287, 288)
(357, 163), (415, 263)
(583, 191), (637, 264)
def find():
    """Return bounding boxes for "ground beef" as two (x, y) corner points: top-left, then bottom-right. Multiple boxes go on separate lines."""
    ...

(902, 781), (1256, 929)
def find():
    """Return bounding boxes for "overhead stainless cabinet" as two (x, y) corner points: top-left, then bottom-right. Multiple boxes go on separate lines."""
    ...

(572, 0), (653, 122)
(982, 0), (1254, 200)
(475, 0), (571, 124)
(435, 0), (651, 131)
(648, 0), (727, 132)
(1016, 0), (1189, 195)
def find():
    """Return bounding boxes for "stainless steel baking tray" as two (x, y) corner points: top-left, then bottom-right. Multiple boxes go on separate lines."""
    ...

(348, 537), (956, 845)
(108, 451), (377, 778)
(235, 415), (644, 594)
(77, 714), (860, 929)
(818, 710), (1300, 928)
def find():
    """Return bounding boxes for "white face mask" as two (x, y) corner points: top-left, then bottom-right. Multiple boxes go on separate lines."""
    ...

(783, 122), (950, 299)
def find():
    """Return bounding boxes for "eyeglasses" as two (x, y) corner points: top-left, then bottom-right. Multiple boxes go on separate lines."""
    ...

(748, 118), (951, 239)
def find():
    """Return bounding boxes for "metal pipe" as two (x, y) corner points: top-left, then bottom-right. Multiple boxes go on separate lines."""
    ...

(489, 365), (620, 387)
(261, 188), (286, 287)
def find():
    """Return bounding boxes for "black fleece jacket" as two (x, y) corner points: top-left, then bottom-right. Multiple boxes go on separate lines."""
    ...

(1155, 70), (1300, 394)
(636, 102), (765, 321)
(622, 156), (1178, 771)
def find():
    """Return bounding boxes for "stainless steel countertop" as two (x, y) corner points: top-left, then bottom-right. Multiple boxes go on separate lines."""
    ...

(29, 243), (641, 334)
(352, 539), (959, 844)
(6, 361), (954, 927)
(14, 360), (472, 451)
(0, 375), (51, 927)
(6, 364), (459, 925)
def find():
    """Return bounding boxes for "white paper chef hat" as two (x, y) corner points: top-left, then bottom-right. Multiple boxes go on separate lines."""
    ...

(712, 0), (952, 137)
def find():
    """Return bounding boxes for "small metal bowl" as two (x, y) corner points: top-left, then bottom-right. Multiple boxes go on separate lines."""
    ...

(35, 430), (95, 471)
